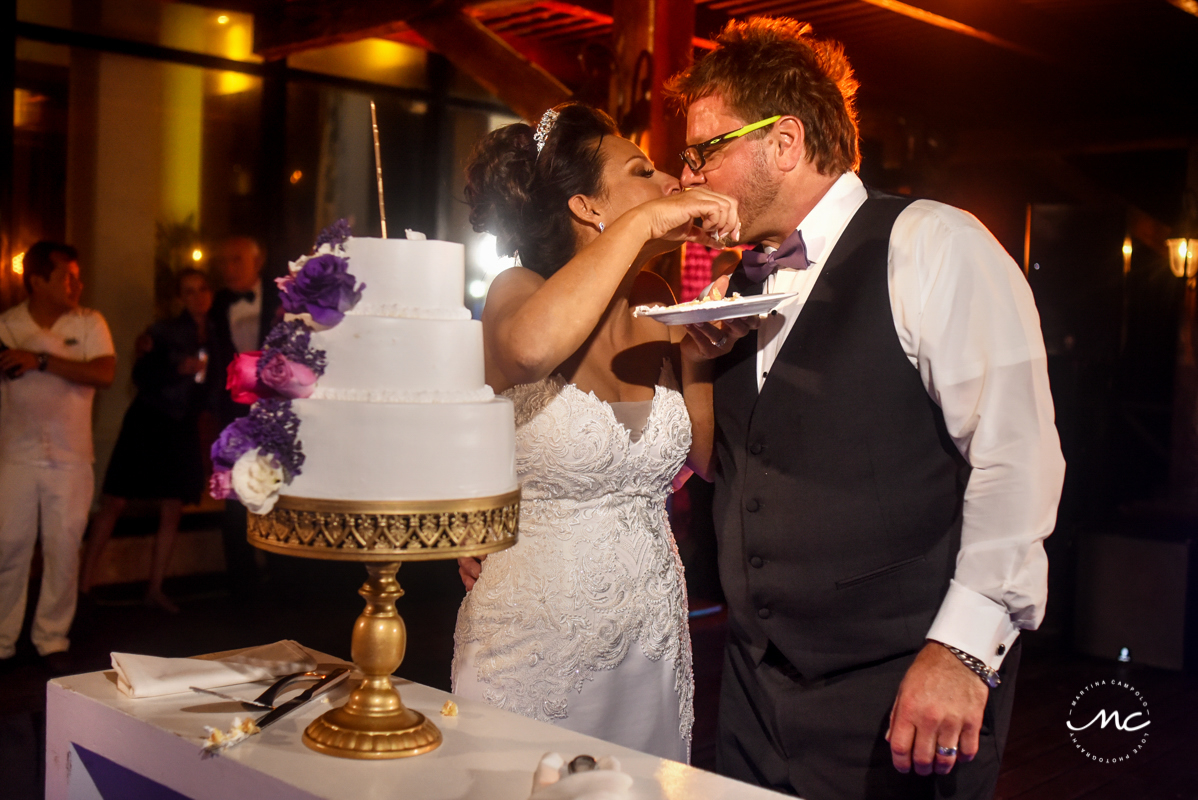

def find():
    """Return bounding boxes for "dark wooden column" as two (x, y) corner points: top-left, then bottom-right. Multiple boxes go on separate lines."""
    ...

(648, 0), (694, 175)
(612, 0), (696, 296)
(258, 59), (289, 285)
(420, 52), (451, 238)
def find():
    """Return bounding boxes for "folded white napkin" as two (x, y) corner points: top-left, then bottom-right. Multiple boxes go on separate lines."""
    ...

(530, 753), (632, 800)
(112, 640), (318, 699)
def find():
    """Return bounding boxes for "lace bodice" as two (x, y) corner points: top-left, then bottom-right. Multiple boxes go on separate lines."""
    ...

(453, 363), (694, 747)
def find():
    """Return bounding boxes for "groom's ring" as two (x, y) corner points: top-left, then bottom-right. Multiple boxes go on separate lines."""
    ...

(714, 335), (729, 348)
(936, 746), (958, 758)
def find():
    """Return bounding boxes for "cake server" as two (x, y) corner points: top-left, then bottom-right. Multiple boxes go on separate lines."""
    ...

(252, 667), (351, 731)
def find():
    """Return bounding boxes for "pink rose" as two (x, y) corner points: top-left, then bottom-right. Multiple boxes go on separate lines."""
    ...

(208, 468), (234, 500)
(257, 351), (317, 399)
(226, 351), (268, 405)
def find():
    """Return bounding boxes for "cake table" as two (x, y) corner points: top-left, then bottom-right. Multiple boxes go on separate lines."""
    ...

(45, 649), (796, 800)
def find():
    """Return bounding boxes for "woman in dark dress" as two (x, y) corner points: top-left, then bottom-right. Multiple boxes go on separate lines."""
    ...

(80, 268), (213, 612)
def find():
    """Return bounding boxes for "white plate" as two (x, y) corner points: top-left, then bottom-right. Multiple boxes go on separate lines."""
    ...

(633, 291), (800, 325)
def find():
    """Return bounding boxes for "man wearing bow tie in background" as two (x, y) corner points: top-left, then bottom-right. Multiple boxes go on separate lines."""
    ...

(675, 18), (1065, 800)
(209, 235), (277, 595)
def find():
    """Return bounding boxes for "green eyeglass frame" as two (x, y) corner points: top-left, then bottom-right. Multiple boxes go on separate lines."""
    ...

(680, 115), (782, 172)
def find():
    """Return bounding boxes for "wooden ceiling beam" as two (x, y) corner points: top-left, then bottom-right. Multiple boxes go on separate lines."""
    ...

(407, 9), (573, 122)
(254, 0), (465, 60)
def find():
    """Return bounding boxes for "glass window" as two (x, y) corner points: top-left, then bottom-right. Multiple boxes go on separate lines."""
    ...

(17, 0), (261, 64)
(10, 35), (263, 477)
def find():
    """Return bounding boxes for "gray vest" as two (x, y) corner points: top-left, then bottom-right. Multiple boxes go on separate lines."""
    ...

(712, 191), (969, 681)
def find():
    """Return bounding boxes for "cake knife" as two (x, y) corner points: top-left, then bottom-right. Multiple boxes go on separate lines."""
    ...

(189, 686), (273, 709)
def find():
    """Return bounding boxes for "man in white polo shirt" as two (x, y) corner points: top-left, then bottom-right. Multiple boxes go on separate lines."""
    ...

(0, 241), (115, 667)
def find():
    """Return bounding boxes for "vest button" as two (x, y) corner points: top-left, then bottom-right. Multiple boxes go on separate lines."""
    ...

(750, 556), (764, 568)
(757, 607), (771, 620)
(745, 498), (760, 512)
(749, 443), (763, 455)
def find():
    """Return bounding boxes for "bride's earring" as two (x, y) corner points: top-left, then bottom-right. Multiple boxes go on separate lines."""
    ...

(598, 222), (605, 233)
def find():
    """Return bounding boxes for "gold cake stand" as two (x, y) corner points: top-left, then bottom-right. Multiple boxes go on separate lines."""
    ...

(247, 490), (519, 759)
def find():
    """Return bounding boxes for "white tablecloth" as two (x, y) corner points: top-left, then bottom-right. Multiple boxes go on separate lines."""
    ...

(45, 647), (790, 800)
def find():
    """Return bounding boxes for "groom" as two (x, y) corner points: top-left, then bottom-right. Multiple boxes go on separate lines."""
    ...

(673, 18), (1065, 800)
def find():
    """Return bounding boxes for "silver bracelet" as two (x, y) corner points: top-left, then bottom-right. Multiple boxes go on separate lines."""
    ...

(933, 641), (1001, 688)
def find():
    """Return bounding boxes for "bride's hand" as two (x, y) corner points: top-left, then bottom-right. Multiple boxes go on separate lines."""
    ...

(634, 188), (739, 248)
(458, 555), (487, 591)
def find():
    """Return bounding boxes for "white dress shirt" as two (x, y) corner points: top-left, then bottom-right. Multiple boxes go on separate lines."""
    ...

(0, 302), (115, 465)
(228, 281), (262, 354)
(758, 171), (1065, 670)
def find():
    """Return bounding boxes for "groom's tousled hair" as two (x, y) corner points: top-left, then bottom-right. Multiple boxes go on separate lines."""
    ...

(464, 102), (618, 279)
(667, 17), (860, 176)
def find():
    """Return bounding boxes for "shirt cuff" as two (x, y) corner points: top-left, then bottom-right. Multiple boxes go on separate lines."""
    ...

(926, 579), (1020, 670)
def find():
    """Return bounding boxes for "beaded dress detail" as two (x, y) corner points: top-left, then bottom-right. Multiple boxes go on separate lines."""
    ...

(452, 362), (693, 758)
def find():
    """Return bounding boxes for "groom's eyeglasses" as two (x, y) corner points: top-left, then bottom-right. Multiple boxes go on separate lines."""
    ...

(680, 115), (782, 173)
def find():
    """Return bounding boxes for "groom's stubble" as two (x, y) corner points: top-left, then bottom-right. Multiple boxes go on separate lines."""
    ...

(733, 141), (783, 246)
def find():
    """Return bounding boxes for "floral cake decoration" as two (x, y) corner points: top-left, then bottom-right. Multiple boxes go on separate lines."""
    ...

(209, 219), (362, 513)
(276, 218), (364, 328)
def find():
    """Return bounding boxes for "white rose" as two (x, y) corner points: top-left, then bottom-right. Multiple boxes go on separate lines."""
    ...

(231, 448), (285, 514)
(286, 253), (310, 274)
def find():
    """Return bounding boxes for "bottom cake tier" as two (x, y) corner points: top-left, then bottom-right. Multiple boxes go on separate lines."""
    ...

(285, 396), (517, 501)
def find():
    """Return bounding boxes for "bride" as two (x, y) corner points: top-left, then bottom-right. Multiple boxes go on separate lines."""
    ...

(451, 103), (746, 762)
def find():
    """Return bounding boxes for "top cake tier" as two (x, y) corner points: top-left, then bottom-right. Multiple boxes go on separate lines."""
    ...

(341, 237), (470, 319)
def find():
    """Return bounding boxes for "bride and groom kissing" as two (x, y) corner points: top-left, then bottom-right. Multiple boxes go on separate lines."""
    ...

(452, 16), (1064, 800)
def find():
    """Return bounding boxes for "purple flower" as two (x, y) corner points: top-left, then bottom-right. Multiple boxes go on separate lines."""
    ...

(246, 398), (305, 478)
(278, 254), (365, 327)
(211, 417), (257, 469)
(260, 319), (327, 376)
(315, 219), (353, 249)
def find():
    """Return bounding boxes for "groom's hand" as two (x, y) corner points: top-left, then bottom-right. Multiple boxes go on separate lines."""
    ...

(886, 641), (988, 776)
(457, 555), (487, 591)
(681, 276), (760, 361)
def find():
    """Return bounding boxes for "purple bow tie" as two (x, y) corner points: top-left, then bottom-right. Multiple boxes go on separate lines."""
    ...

(740, 229), (810, 283)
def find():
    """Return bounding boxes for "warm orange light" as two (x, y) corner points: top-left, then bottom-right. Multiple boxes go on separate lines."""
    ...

(217, 14), (230, 24)
(12, 251), (25, 275)
(858, 0), (1042, 60)
(1122, 237), (1132, 275)
(1167, 237), (1198, 279)
(1166, 0), (1198, 18)
(191, 249), (203, 262)
(290, 170), (303, 184)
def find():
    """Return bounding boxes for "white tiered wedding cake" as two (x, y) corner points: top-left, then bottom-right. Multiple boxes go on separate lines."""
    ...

(210, 224), (516, 518)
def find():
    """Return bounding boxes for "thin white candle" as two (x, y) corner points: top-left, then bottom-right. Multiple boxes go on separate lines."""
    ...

(371, 100), (387, 239)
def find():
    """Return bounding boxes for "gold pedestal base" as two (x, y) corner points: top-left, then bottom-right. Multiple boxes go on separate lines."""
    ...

(304, 703), (442, 759)
(300, 562), (442, 760)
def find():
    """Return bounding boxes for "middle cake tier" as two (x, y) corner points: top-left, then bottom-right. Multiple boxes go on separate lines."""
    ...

(308, 316), (489, 400)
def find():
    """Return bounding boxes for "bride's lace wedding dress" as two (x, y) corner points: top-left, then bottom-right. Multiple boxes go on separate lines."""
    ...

(452, 363), (694, 762)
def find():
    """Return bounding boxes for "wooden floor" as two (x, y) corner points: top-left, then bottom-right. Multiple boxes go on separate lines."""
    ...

(3, 564), (1196, 799)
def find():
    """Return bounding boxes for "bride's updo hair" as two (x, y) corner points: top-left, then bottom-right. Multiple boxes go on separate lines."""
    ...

(465, 102), (618, 278)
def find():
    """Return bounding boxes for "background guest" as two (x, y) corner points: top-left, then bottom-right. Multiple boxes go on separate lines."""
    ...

(208, 235), (278, 595)
(0, 241), (115, 671)
(80, 268), (215, 613)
